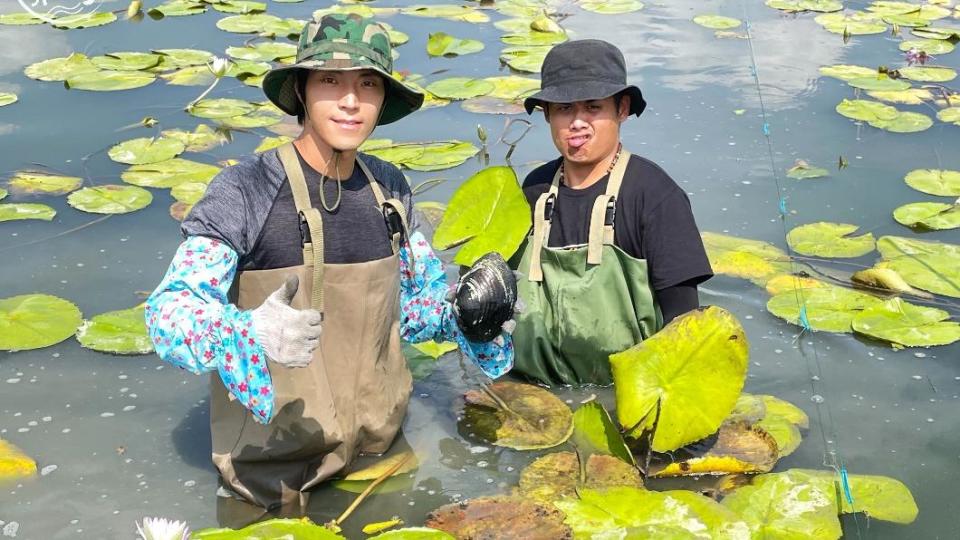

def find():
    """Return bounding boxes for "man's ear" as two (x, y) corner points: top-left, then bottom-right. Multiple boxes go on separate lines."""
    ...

(618, 94), (631, 122)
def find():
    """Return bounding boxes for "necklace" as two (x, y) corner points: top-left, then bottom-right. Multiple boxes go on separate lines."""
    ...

(559, 142), (623, 188)
(318, 151), (343, 212)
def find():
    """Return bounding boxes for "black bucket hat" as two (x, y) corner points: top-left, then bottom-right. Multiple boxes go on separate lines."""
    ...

(523, 39), (646, 117)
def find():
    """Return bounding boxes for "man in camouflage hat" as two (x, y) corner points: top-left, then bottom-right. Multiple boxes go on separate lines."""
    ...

(145, 13), (516, 510)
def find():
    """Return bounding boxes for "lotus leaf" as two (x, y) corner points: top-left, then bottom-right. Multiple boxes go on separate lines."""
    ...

(425, 77), (494, 100)
(612, 306), (748, 451)
(571, 401), (634, 466)
(400, 5), (490, 23)
(483, 76), (541, 100)
(786, 161), (829, 179)
(0, 188), (6, 201)
(786, 222), (875, 258)
(649, 422), (779, 477)
(500, 45), (551, 73)
(0, 12), (44, 25)
(556, 487), (750, 540)
(767, 285), (882, 332)
(815, 11), (887, 34)
(899, 66), (956, 82)
(76, 304), (152, 355)
(852, 265), (932, 298)
(426, 32), (484, 57)
(368, 528), (453, 540)
(162, 125), (230, 152)
(216, 13), (282, 33)
(211, 0), (267, 14)
(905, 168), (960, 196)
(193, 518), (345, 539)
(410, 340), (457, 359)
(24, 53), (99, 82)
(893, 202), (960, 230)
(899, 38), (956, 54)
(216, 104), (284, 129)
(0, 439), (37, 482)
(149, 0), (207, 17)
(122, 158), (221, 188)
(152, 49), (215, 70)
(701, 231), (793, 285)
(0, 203), (56, 222)
(871, 110), (933, 132)
(501, 31), (568, 47)
(581, 0), (645, 14)
(766, 0), (843, 13)
(8, 172), (82, 195)
(939, 107), (960, 126)
(461, 97), (525, 115)
(425, 496), (571, 538)
(188, 98), (256, 119)
(516, 452), (642, 504)
(460, 381), (573, 450)
(0, 294), (82, 351)
(0, 93), (16, 107)
(764, 274), (829, 295)
(846, 75), (911, 91)
(343, 450), (418, 481)
(693, 15), (742, 29)
(90, 52), (162, 71)
(852, 297), (960, 347)
(108, 137), (185, 165)
(65, 70), (157, 91)
(51, 12), (117, 29)
(877, 235), (960, 297)
(819, 64), (878, 81)
(867, 88), (933, 104)
(254, 135), (293, 153)
(403, 142), (479, 172)
(67, 185), (152, 214)
(226, 42), (296, 62)
(433, 166), (530, 265)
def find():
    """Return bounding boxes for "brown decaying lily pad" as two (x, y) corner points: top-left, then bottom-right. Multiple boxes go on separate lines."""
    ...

(516, 451), (643, 504)
(460, 381), (573, 450)
(649, 421), (779, 477)
(169, 201), (193, 221)
(425, 495), (572, 540)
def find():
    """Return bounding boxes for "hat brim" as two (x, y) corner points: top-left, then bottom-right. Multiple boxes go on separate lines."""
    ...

(262, 63), (424, 126)
(523, 82), (646, 117)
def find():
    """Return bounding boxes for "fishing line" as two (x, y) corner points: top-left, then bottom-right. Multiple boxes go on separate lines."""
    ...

(740, 3), (864, 535)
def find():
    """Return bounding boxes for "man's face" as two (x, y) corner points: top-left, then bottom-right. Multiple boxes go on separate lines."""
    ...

(545, 96), (630, 166)
(301, 69), (385, 151)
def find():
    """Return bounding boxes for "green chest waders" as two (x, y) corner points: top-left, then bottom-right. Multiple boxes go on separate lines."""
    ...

(511, 151), (662, 386)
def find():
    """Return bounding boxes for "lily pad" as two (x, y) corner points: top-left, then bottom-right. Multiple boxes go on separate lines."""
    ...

(787, 222), (875, 258)
(904, 168), (960, 196)
(149, 0), (207, 17)
(501, 31), (568, 47)
(516, 452), (642, 504)
(938, 107), (960, 126)
(500, 46), (552, 73)
(216, 13), (283, 34)
(649, 422), (779, 477)
(893, 202), (960, 230)
(226, 42), (297, 62)
(581, 0), (645, 14)
(90, 52), (162, 71)
(76, 304), (152, 355)
(571, 401), (634, 466)
(767, 284), (882, 332)
(108, 137), (185, 165)
(483, 76), (541, 100)
(766, 0), (843, 13)
(899, 38), (956, 54)
(169, 201), (194, 222)
(51, 12), (117, 29)
(171, 182), (207, 205)
(188, 98), (257, 119)
(426, 32), (484, 57)
(343, 450), (418, 481)
(254, 135), (293, 153)
(410, 340), (457, 359)
(0, 439), (37, 482)
(852, 297), (960, 347)
(211, 0), (267, 14)
(67, 185), (153, 214)
(414, 201), (446, 231)
(898, 66), (957, 82)
(701, 232), (793, 285)
(877, 235), (960, 297)
(368, 528), (453, 540)
(425, 77), (494, 100)
(433, 166), (531, 266)
(162, 125), (230, 152)
(65, 70), (157, 92)
(151, 48), (215, 70)
(867, 88), (934, 104)
(851, 265), (932, 298)
(819, 64), (879, 81)
(403, 142), (479, 172)
(786, 161), (829, 179)
(764, 274), (830, 295)
(815, 11), (887, 34)
(461, 97), (526, 115)
(0, 12), (44, 25)
(612, 306), (748, 452)
(460, 381), (573, 450)
(912, 25), (960, 40)
(24, 53), (99, 82)
(0, 294), (83, 351)
(729, 393), (808, 457)
(0, 93), (16, 107)
(871, 111), (933, 133)
(425, 496), (570, 538)
(0, 203), (56, 222)
(193, 518), (345, 539)
(400, 5), (490, 23)
(8, 171), (82, 195)
(0, 188), (6, 201)
(122, 158), (221, 188)
(693, 15), (742, 29)
(846, 75), (911, 91)
(836, 98), (898, 122)
(215, 103), (284, 129)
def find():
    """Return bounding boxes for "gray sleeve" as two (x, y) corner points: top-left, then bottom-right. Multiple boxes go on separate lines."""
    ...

(181, 166), (250, 255)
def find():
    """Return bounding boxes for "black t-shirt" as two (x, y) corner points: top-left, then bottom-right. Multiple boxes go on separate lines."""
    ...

(522, 154), (713, 291)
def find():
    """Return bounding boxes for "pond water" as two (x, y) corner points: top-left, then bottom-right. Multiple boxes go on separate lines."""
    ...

(1, 0), (958, 538)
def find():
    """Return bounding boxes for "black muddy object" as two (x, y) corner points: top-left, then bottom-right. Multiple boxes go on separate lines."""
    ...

(452, 252), (518, 343)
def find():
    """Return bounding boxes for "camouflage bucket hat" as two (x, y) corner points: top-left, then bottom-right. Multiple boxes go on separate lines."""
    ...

(262, 13), (424, 126)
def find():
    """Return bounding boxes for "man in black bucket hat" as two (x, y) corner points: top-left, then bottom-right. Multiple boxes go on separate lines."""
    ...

(510, 39), (714, 386)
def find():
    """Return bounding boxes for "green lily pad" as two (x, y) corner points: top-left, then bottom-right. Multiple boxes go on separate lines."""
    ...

(90, 52), (162, 71)
(402, 343), (439, 380)
(461, 97), (525, 115)
(368, 528), (453, 540)
(0, 12), (44, 25)
(151, 49), (215, 70)
(786, 161), (829, 179)
(571, 401), (634, 466)
(494, 17), (536, 33)
(694, 14), (742, 29)
(500, 45), (552, 73)
(149, 0), (207, 17)
(701, 231), (793, 285)
(171, 182), (208, 205)
(0, 203), (56, 222)
(501, 31), (568, 47)
(836, 99), (898, 122)
(898, 66), (957, 82)
(188, 98), (257, 119)
(122, 158), (221, 188)
(426, 32), (484, 57)
(911, 25), (960, 40)
(362, 142), (426, 165)
(787, 222), (875, 258)
(460, 381), (573, 450)
(766, 0), (843, 13)
(871, 111), (933, 133)
(400, 5), (490, 23)
(216, 13), (282, 33)
(403, 142), (479, 172)
(0, 188), (6, 201)
(108, 136), (185, 165)
(51, 12), (117, 29)
(410, 340), (457, 359)
(0, 439), (37, 482)
(433, 166), (530, 266)
(815, 11), (888, 34)
(24, 53), (99, 82)
(76, 304), (152, 355)
(193, 518), (345, 539)
(67, 185), (153, 214)
(226, 42), (297, 62)
(612, 306), (748, 452)
(905, 168), (960, 196)
(211, 0), (267, 14)
(819, 64), (879, 81)
(516, 452), (643, 504)
(557, 487), (749, 540)
(938, 107), (960, 126)
(414, 201), (446, 230)
(893, 202), (960, 230)
(426, 496), (570, 538)
(649, 422), (779, 477)
(867, 88), (934, 104)
(482, 76), (541, 100)
(846, 75), (911, 91)
(852, 297), (960, 347)
(65, 70), (157, 91)
(7, 171), (82, 195)
(877, 235), (960, 298)
(425, 77), (494, 100)
(767, 284), (882, 333)
(215, 103), (284, 129)
(581, 0), (645, 14)
(0, 93), (16, 107)
(254, 135), (293, 153)
(0, 294), (83, 351)
(161, 125), (230, 152)
(899, 38), (956, 54)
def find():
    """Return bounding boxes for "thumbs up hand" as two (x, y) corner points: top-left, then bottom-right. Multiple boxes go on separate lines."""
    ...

(250, 275), (323, 368)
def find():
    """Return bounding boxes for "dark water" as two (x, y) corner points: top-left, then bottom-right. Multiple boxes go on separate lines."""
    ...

(1, 0), (958, 538)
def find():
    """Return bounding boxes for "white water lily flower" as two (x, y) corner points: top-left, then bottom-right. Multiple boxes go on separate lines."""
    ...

(207, 56), (231, 79)
(136, 517), (191, 540)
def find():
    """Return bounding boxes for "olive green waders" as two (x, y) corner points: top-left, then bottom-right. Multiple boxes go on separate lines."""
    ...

(511, 151), (662, 386)
(210, 144), (413, 509)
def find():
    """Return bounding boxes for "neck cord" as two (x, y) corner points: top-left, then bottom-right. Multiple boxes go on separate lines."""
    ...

(319, 151), (343, 212)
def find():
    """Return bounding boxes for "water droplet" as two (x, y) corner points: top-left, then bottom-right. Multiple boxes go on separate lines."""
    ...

(184, 480), (196, 488)
(810, 395), (824, 404)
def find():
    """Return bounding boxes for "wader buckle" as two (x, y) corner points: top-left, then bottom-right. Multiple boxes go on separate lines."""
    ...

(544, 194), (556, 221)
(297, 211), (310, 245)
(605, 198), (616, 227)
(383, 205), (406, 242)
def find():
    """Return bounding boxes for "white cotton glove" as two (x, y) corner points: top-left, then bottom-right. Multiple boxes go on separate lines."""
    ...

(250, 275), (322, 368)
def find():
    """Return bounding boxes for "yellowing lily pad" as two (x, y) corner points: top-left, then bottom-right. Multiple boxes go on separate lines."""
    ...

(0, 203), (56, 222)
(0, 294), (83, 351)
(108, 136), (185, 165)
(483, 76), (541, 100)
(846, 75), (911, 91)
(193, 518), (345, 539)
(426, 32), (484, 57)
(786, 160), (829, 179)
(425, 77), (494, 100)
(51, 12), (117, 29)
(215, 13), (282, 33)
(24, 53), (99, 82)
(899, 66), (957, 82)
(122, 158), (221, 188)
(254, 135), (293, 153)
(76, 304), (153, 355)
(149, 0), (207, 17)
(501, 31), (568, 47)
(461, 97), (525, 115)
(852, 297), (960, 347)
(162, 125), (230, 152)
(939, 107), (960, 126)
(581, 0), (645, 14)
(871, 110), (933, 133)
(67, 185), (153, 214)
(400, 5), (490, 23)
(188, 98), (257, 119)
(571, 401), (635, 466)
(0, 188), (6, 201)
(460, 381), (573, 450)
(649, 422), (779, 477)
(367, 528), (452, 539)
(516, 452), (642, 504)
(151, 48), (215, 70)
(226, 42), (297, 62)
(694, 15), (742, 29)
(8, 171), (82, 195)
(852, 265), (932, 298)
(425, 496), (570, 538)
(410, 340), (457, 359)
(767, 0), (843, 13)
(819, 64), (878, 81)
(767, 285), (882, 333)
(343, 450), (418, 481)
(893, 202), (960, 230)
(728, 394), (808, 457)
(403, 142), (479, 172)
(701, 231), (793, 285)
(877, 235), (960, 298)
(500, 45), (552, 73)
(904, 168), (960, 196)
(215, 102), (284, 129)
(786, 222), (875, 258)
(0, 93), (16, 107)
(867, 88), (934, 104)
(764, 274), (829, 295)
(0, 439), (37, 482)
(815, 11), (887, 34)
(0, 12), (44, 25)
(171, 182), (207, 205)
(899, 38), (956, 54)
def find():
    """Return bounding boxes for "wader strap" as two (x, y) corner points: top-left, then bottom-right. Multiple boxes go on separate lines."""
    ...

(356, 157), (408, 255)
(586, 151), (632, 265)
(277, 143), (325, 313)
(527, 166), (562, 282)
